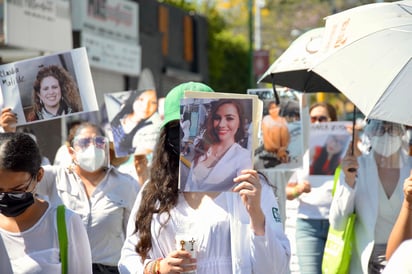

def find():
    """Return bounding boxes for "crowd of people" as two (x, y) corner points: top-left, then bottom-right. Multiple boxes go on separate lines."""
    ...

(2, 79), (412, 274)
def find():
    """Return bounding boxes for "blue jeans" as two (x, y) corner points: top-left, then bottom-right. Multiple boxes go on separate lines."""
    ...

(295, 218), (330, 274)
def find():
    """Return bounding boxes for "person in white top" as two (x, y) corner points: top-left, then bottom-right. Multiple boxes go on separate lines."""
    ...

(330, 119), (412, 273)
(384, 160), (412, 272)
(0, 132), (92, 274)
(180, 112), (191, 156)
(0, 112), (140, 274)
(118, 81), (291, 274)
(285, 102), (338, 274)
(37, 122), (139, 274)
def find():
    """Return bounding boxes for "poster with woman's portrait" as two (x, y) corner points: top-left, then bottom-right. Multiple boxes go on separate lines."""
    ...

(251, 88), (305, 171)
(0, 47), (98, 125)
(104, 89), (162, 158)
(309, 121), (351, 176)
(179, 93), (261, 192)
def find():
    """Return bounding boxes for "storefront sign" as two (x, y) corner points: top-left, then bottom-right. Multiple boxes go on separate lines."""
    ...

(72, 0), (138, 43)
(2, 0), (72, 51)
(82, 32), (141, 76)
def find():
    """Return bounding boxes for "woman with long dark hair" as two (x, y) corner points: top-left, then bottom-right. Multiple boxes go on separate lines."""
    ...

(118, 82), (290, 274)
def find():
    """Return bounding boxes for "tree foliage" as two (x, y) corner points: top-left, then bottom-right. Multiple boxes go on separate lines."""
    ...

(162, 0), (250, 93)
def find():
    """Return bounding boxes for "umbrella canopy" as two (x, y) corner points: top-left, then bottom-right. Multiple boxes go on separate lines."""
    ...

(257, 27), (340, 93)
(312, 0), (412, 125)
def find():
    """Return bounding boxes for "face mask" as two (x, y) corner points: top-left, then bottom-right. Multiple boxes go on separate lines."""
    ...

(370, 133), (402, 157)
(76, 145), (106, 172)
(0, 192), (34, 217)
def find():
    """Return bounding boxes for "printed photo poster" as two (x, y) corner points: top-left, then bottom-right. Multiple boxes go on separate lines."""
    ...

(104, 89), (162, 158)
(0, 47), (98, 125)
(179, 92), (262, 192)
(252, 89), (305, 171)
(309, 121), (351, 176)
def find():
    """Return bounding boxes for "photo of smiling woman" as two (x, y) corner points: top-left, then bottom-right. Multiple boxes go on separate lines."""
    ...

(26, 65), (83, 121)
(182, 99), (253, 192)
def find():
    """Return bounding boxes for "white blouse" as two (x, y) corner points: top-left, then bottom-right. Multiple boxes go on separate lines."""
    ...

(118, 181), (291, 274)
(37, 165), (139, 266)
(0, 204), (92, 274)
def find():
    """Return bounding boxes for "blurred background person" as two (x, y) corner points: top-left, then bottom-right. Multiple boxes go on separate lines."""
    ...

(180, 111), (191, 156)
(330, 119), (412, 273)
(285, 101), (338, 274)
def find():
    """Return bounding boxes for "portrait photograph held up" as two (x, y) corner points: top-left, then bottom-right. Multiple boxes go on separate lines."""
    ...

(178, 92), (261, 192)
(0, 47), (98, 126)
(253, 88), (305, 171)
(104, 88), (162, 158)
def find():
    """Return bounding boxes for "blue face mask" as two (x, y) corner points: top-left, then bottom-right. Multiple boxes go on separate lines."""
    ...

(0, 191), (34, 217)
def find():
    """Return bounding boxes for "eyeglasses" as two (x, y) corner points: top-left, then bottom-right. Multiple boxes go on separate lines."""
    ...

(372, 126), (403, 137)
(310, 116), (329, 123)
(73, 136), (107, 150)
(0, 176), (34, 200)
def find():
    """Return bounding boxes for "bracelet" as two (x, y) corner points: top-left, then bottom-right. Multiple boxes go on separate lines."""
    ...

(292, 186), (300, 198)
(144, 260), (154, 274)
(153, 258), (162, 274)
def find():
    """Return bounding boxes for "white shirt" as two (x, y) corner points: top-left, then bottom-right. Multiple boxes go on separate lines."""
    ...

(296, 175), (334, 219)
(183, 143), (252, 192)
(37, 165), (140, 266)
(329, 152), (412, 273)
(0, 204), (92, 274)
(118, 180), (291, 274)
(383, 239), (412, 273)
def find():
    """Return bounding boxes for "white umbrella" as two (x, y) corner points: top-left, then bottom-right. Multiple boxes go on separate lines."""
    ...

(311, 0), (412, 125)
(258, 27), (340, 93)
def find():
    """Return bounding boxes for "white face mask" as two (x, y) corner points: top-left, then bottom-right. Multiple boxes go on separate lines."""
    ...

(76, 145), (106, 172)
(370, 133), (402, 157)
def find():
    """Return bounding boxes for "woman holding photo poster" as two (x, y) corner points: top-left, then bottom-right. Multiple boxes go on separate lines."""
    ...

(184, 99), (252, 192)
(110, 89), (161, 157)
(286, 102), (341, 274)
(118, 81), (290, 274)
(27, 65), (83, 121)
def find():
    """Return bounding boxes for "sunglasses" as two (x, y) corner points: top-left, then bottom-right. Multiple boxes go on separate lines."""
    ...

(372, 126), (403, 137)
(310, 116), (329, 123)
(0, 177), (34, 200)
(73, 136), (107, 150)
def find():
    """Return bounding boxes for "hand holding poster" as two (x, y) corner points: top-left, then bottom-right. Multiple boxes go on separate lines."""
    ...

(179, 92), (262, 192)
(0, 47), (98, 125)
